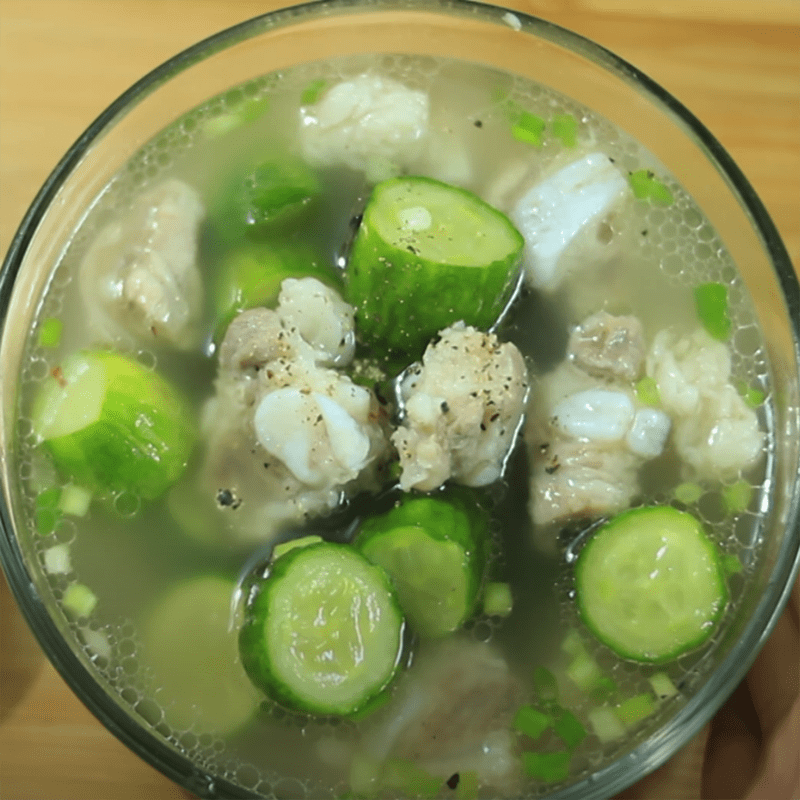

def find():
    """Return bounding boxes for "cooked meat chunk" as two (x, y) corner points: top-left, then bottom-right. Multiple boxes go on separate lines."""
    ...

(360, 638), (524, 794)
(510, 153), (630, 292)
(80, 178), (204, 349)
(568, 311), (645, 382)
(276, 277), (356, 366)
(392, 322), (528, 492)
(526, 343), (670, 528)
(217, 307), (291, 374)
(299, 73), (429, 179)
(646, 328), (764, 477)
(528, 433), (641, 527)
(197, 280), (390, 544)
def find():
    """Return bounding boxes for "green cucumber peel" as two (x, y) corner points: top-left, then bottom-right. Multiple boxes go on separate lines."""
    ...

(355, 490), (490, 639)
(211, 241), (338, 341)
(31, 350), (196, 503)
(239, 542), (404, 717)
(575, 506), (728, 663)
(142, 576), (260, 735)
(207, 157), (321, 246)
(345, 176), (523, 365)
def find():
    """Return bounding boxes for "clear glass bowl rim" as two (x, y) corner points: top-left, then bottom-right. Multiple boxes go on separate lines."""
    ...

(0, 1), (798, 798)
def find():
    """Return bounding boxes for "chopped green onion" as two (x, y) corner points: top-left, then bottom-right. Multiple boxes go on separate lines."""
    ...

(272, 535), (324, 562)
(239, 96), (270, 124)
(533, 666), (560, 705)
(301, 78), (329, 105)
(551, 114), (578, 147)
(202, 97), (269, 139)
(553, 710), (587, 749)
(57, 484), (92, 517)
(455, 770), (480, 800)
(722, 552), (744, 575)
(37, 317), (63, 348)
(522, 750), (571, 782)
(737, 381), (766, 408)
(723, 480), (752, 514)
(628, 169), (674, 205)
(566, 650), (604, 693)
(512, 111), (546, 146)
(381, 759), (441, 799)
(615, 693), (656, 727)
(43, 543), (71, 575)
(694, 282), (732, 341)
(62, 583), (98, 618)
(588, 706), (626, 743)
(35, 487), (63, 535)
(589, 675), (617, 702)
(674, 482), (703, 505)
(483, 581), (513, 616)
(635, 376), (661, 407)
(513, 705), (551, 740)
(648, 672), (679, 700)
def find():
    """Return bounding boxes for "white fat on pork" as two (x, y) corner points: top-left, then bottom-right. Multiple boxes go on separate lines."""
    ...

(646, 328), (763, 477)
(511, 153), (630, 292)
(526, 313), (671, 528)
(392, 322), (528, 492)
(79, 178), (204, 349)
(357, 638), (524, 795)
(198, 284), (389, 544)
(299, 73), (429, 178)
(276, 277), (356, 366)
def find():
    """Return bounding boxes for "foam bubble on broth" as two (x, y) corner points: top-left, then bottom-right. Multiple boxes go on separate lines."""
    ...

(12, 53), (777, 797)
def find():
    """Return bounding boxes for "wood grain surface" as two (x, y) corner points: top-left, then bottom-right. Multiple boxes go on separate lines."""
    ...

(1, 2), (798, 799)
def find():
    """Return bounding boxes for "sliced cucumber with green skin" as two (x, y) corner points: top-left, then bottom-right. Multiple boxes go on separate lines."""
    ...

(239, 542), (405, 717)
(142, 576), (260, 735)
(345, 176), (524, 364)
(575, 506), (728, 663)
(31, 350), (195, 501)
(211, 242), (339, 341)
(207, 157), (321, 246)
(355, 491), (490, 638)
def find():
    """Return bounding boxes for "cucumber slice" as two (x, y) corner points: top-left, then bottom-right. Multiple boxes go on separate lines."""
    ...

(345, 176), (523, 364)
(31, 350), (195, 501)
(355, 492), (489, 638)
(211, 242), (339, 341)
(575, 506), (727, 663)
(207, 157), (321, 245)
(141, 576), (260, 735)
(239, 542), (404, 717)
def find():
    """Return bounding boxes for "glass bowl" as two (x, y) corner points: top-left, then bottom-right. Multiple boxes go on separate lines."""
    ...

(1, 2), (798, 799)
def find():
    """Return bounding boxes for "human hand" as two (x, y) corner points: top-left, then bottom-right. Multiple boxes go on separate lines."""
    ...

(616, 573), (800, 800)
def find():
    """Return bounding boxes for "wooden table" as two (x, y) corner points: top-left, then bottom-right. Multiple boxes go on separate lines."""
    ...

(1, 2), (798, 799)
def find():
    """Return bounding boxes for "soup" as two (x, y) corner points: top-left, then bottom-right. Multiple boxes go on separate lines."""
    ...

(14, 54), (772, 798)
